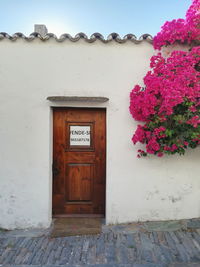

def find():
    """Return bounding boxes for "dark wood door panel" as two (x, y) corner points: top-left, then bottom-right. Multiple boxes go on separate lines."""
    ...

(65, 152), (95, 163)
(66, 163), (94, 202)
(53, 108), (106, 216)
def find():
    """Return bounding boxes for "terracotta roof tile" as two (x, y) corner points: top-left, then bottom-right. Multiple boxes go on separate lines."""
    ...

(0, 32), (153, 44)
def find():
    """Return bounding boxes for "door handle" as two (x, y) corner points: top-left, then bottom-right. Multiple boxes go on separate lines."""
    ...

(52, 164), (60, 177)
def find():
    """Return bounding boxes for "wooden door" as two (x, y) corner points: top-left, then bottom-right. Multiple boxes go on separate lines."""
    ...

(52, 108), (106, 216)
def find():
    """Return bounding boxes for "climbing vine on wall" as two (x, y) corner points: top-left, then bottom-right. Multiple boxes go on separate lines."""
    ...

(130, 0), (200, 157)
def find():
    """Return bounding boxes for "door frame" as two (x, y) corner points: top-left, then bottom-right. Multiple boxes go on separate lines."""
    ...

(51, 107), (107, 218)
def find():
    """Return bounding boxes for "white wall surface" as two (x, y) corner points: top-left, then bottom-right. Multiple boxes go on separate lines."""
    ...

(0, 39), (199, 229)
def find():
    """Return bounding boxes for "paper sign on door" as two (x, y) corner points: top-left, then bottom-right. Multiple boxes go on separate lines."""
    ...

(70, 126), (91, 146)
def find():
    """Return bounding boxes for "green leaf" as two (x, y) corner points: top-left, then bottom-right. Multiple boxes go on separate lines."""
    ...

(165, 129), (173, 137)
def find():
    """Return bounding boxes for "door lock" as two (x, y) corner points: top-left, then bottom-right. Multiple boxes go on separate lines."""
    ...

(52, 163), (60, 177)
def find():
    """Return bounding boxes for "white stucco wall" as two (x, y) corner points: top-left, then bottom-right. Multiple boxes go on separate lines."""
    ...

(0, 38), (199, 229)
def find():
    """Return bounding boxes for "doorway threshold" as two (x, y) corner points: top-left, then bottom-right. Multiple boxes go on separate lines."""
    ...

(50, 217), (103, 237)
(53, 214), (104, 218)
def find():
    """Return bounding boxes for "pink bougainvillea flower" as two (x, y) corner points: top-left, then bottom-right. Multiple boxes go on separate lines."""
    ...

(153, 0), (200, 50)
(187, 115), (200, 127)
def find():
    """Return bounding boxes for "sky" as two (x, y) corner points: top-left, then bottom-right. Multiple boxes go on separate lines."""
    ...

(0, 0), (192, 38)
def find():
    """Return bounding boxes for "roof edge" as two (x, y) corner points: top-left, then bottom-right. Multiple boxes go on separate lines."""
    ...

(0, 32), (153, 44)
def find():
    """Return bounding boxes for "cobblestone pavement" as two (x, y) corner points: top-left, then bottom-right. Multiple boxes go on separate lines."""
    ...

(0, 220), (200, 266)
(0, 219), (200, 267)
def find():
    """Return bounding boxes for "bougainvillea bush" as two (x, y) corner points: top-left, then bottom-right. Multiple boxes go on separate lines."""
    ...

(130, 48), (200, 157)
(130, 0), (200, 157)
(153, 0), (200, 50)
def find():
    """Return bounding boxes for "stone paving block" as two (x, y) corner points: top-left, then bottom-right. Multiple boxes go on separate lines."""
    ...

(141, 248), (154, 263)
(170, 264), (200, 267)
(179, 231), (200, 263)
(20, 251), (32, 265)
(1, 250), (15, 265)
(144, 221), (186, 232)
(66, 239), (81, 265)
(126, 247), (136, 263)
(168, 232), (180, 244)
(164, 232), (175, 246)
(0, 247), (12, 263)
(126, 234), (135, 247)
(157, 232), (167, 245)
(20, 237), (33, 251)
(27, 238), (38, 252)
(175, 243), (191, 262)
(191, 237), (200, 252)
(187, 219), (200, 229)
(0, 227), (51, 238)
(14, 247), (28, 265)
(118, 244), (131, 264)
(0, 264), (168, 267)
(58, 246), (72, 265)
(139, 233), (154, 263)
(54, 246), (63, 264)
(46, 249), (56, 265)
(152, 232), (159, 244)
(71, 239), (84, 265)
(192, 231), (200, 245)
(96, 235), (106, 264)
(31, 249), (44, 265)
(160, 244), (176, 263)
(87, 236), (99, 265)
(183, 232), (200, 260)
(40, 239), (55, 265)
(140, 232), (154, 250)
(152, 245), (168, 264)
